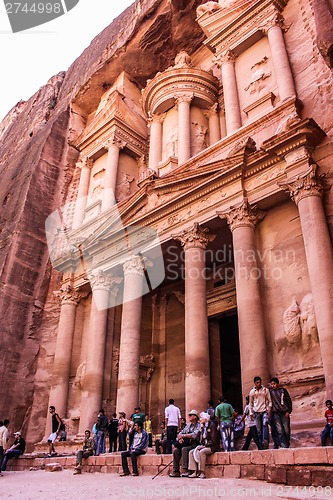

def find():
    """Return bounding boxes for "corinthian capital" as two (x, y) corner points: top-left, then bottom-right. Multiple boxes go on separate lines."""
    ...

(76, 156), (93, 170)
(172, 222), (216, 251)
(203, 103), (219, 119)
(89, 269), (113, 291)
(103, 134), (126, 151)
(148, 112), (166, 125)
(278, 164), (326, 205)
(54, 284), (82, 305)
(123, 255), (147, 277)
(175, 93), (194, 105)
(218, 199), (266, 231)
(213, 50), (237, 68)
(261, 12), (285, 34)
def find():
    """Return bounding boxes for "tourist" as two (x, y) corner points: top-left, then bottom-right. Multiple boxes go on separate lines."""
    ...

(155, 422), (167, 454)
(0, 431), (25, 473)
(144, 414), (153, 448)
(129, 407), (145, 447)
(215, 396), (235, 452)
(120, 421), (148, 476)
(249, 376), (272, 449)
(165, 399), (181, 454)
(187, 412), (218, 479)
(73, 430), (96, 475)
(117, 412), (128, 451)
(95, 409), (108, 456)
(108, 413), (118, 453)
(321, 399), (333, 446)
(233, 409), (245, 441)
(169, 409), (200, 477)
(180, 417), (186, 430)
(269, 377), (292, 448)
(0, 420), (9, 469)
(206, 400), (216, 422)
(47, 406), (62, 457)
(241, 396), (261, 450)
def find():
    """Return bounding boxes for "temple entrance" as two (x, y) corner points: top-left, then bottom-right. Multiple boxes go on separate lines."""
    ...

(219, 311), (243, 412)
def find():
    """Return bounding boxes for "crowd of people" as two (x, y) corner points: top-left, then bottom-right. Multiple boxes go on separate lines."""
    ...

(1, 375), (332, 477)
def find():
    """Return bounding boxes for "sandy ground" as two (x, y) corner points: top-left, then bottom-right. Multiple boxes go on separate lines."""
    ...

(0, 470), (332, 500)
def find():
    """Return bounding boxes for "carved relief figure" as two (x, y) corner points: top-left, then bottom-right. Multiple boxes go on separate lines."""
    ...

(281, 293), (319, 354)
(74, 361), (86, 390)
(117, 171), (134, 200)
(196, 1), (222, 16)
(163, 129), (178, 159)
(191, 121), (208, 155)
(91, 171), (105, 200)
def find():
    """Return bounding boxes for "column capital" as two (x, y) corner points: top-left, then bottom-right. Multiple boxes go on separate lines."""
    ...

(261, 12), (286, 34)
(278, 164), (327, 205)
(172, 222), (216, 251)
(213, 50), (237, 68)
(103, 134), (126, 151)
(54, 284), (82, 305)
(218, 199), (266, 231)
(148, 112), (166, 125)
(175, 93), (194, 105)
(203, 103), (219, 119)
(76, 156), (93, 169)
(89, 269), (114, 291)
(123, 255), (147, 277)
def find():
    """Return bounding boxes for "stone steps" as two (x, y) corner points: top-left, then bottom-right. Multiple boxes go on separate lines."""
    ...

(7, 447), (333, 486)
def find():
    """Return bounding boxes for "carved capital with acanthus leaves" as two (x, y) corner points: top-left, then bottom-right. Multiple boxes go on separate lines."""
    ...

(76, 156), (93, 170)
(218, 199), (266, 232)
(278, 164), (327, 205)
(148, 112), (166, 125)
(54, 284), (82, 305)
(103, 134), (126, 151)
(175, 93), (194, 105)
(89, 269), (116, 291)
(213, 50), (237, 68)
(123, 255), (150, 277)
(261, 11), (286, 34)
(172, 222), (216, 251)
(203, 103), (219, 119)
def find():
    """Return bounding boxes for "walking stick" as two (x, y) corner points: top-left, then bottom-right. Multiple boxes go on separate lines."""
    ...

(151, 459), (173, 480)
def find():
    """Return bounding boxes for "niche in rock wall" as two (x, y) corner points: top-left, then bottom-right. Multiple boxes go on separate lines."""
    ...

(236, 37), (278, 123)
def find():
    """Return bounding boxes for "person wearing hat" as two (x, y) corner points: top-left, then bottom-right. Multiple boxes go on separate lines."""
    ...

(0, 431), (26, 473)
(186, 412), (218, 479)
(169, 410), (200, 478)
(117, 412), (128, 451)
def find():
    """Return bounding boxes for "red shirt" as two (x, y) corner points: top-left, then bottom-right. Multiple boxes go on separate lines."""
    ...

(325, 408), (333, 426)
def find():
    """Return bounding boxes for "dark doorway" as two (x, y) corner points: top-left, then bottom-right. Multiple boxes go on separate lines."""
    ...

(219, 312), (243, 412)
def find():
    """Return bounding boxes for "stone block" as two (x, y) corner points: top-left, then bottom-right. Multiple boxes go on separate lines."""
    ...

(137, 455), (152, 466)
(113, 455), (122, 466)
(223, 465), (240, 478)
(216, 452), (230, 465)
(265, 465), (287, 484)
(141, 465), (157, 475)
(273, 448), (295, 465)
(240, 464), (265, 480)
(65, 457), (76, 466)
(206, 465), (223, 478)
(86, 456), (96, 465)
(326, 447), (333, 464)
(45, 462), (63, 472)
(230, 451), (251, 464)
(311, 468), (333, 487)
(101, 465), (108, 473)
(105, 455), (115, 466)
(294, 447), (328, 465)
(251, 450), (274, 465)
(286, 468), (311, 486)
(95, 456), (106, 466)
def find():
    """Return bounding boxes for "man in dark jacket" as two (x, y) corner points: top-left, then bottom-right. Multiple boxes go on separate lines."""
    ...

(269, 377), (292, 448)
(120, 421), (148, 476)
(95, 409), (108, 456)
(187, 412), (218, 479)
(108, 413), (118, 453)
(1, 431), (26, 472)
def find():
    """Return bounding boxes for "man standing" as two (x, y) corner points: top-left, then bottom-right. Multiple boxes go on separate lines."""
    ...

(169, 409), (200, 477)
(120, 422), (148, 476)
(95, 409), (108, 456)
(269, 377), (292, 448)
(1, 431), (25, 473)
(321, 400), (333, 446)
(73, 430), (96, 474)
(108, 413), (119, 453)
(47, 406), (62, 457)
(249, 376), (272, 449)
(0, 420), (9, 468)
(215, 396), (235, 452)
(165, 399), (181, 454)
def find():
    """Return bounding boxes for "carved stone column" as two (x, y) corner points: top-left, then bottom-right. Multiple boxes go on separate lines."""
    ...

(176, 94), (193, 165)
(218, 200), (268, 398)
(279, 164), (333, 396)
(116, 256), (145, 416)
(148, 113), (164, 172)
(204, 103), (221, 146)
(72, 157), (93, 229)
(173, 223), (215, 414)
(215, 51), (242, 134)
(102, 136), (126, 210)
(47, 285), (81, 429)
(263, 13), (296, 101)
(78, 271), (114, 433)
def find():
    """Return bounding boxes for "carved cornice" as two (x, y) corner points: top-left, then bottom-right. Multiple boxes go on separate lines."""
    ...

(123, 255), (147, 277)
(278, 164), (327, 205)
(54, 285), (82, 305)
(172, 222), (216, 250)
(218, 198), (266, 231)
